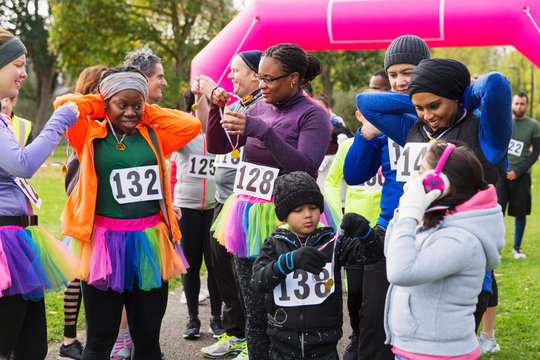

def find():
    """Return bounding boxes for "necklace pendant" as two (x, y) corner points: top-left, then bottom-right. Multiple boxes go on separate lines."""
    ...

(62, 165), (68, 177)
(231, 149), (240, 159)
(116, 143), (126, 151)
(191, 104), (199, 111)
(324, 278), (334, 290)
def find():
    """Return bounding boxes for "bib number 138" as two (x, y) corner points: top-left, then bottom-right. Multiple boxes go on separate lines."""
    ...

(233, 162), (279, 200)
(110, 165), (162, 204)
(273, 263), (334, 307)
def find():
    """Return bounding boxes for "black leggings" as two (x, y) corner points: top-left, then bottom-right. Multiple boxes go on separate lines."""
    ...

(178, 208), (222, 318)
(345, 265), (364, 332)
(81, 281), (168, 360)
(0, 295), (47, 360)
(64, 279), (83, 338)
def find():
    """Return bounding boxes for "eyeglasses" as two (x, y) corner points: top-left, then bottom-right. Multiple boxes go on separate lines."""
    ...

(255, 73), (290, 85)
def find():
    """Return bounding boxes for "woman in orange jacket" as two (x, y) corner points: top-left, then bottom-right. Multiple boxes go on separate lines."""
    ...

(55, 66), (201, 360)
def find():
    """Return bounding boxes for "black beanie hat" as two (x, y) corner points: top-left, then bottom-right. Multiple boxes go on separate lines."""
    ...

(408, 58), (470, 101)
(238, 50), (263, 73)
(273, 171), (324, 221)
(384, 35), (431, 72)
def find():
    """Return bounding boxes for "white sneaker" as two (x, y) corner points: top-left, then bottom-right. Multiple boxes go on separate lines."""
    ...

(512, 248), (527, 259)
(201, 334), (246, 358)
(181, 287), (210, 304)
(478, 331), (500, 354)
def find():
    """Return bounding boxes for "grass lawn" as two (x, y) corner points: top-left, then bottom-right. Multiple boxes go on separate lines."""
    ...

(29, 147), (540, 358)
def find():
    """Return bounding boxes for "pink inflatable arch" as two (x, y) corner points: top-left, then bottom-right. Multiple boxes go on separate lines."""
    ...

(191, 0), (539, 91)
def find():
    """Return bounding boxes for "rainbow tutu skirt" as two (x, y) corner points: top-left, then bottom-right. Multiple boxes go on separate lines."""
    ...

(67, 214), (188, 293)
(211, 194), (341, 259)
(0, 225), (79, 301)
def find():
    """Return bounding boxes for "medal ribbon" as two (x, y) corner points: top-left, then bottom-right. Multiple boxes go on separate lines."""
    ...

(422, 109), (467, 142)
(313, 225), (343, 287)
(106, 117), (127, 149)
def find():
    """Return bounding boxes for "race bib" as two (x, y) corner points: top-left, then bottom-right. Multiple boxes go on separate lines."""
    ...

(508, 139), (524, 157)
(396, 142), (431, 182)
(388, 138), (404, 170)
(318, 155), (333, 172)
(273, 263), (335, 307)
(110, 165), (162, 204)
(233, 162), (279, 200)
(187, 155), (215, 179)
(14, 177), (42, 209)
(350, 172), (385, 190)
(214, 148), (244, 169)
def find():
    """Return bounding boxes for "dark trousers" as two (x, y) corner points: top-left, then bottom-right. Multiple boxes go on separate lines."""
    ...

(235, 257), (270, 360)
(179, 207), (222, 318)
(210, 202), (246, 339)
(358, 260), (393, 360)
(81, 281), (168, 360)
(0, 295), (47, 360)
(345, 265), (364, 332)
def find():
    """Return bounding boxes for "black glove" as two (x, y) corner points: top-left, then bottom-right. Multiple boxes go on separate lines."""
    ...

(340, 213), (372, 239)
(278, 247), (328, 275)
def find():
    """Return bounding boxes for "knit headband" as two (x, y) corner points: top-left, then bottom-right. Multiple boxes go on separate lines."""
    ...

(99, 72), (149, 101)
(0, 38), (27, 69)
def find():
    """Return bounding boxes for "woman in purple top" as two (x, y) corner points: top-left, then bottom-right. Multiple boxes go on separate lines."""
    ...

(0, 29), (79, 359)
(206, 43), (337, 360)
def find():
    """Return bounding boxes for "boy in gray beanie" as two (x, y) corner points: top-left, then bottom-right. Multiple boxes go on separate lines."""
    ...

(252, 171), (383, 360)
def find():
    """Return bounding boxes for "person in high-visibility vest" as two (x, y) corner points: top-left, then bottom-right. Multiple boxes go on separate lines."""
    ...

(0, 96), (33, 146)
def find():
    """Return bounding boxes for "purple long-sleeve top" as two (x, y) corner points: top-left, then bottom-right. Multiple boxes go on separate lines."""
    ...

(206, 90), (331, 179)
(0, 106), (76, 216)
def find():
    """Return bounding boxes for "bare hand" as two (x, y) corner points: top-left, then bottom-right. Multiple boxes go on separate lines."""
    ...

(173, 207), (183, 221)
(198, 75), (218, 99)
(506, 170), (517, 181)
(212, 87), (231, 108)
(62, 101), (80, 118)
(221, 111), (246, 135)
(360, 120), (382, 140)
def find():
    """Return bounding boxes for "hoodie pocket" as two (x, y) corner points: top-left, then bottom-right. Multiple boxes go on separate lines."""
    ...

(389, 291), (419, 339)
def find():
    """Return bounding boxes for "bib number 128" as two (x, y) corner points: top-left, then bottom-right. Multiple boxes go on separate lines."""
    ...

(233, 162), (279, 200)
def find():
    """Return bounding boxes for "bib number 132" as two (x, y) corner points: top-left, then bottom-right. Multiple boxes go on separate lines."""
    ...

(233, 162), (279, 200)
(110, 165), (162, 204)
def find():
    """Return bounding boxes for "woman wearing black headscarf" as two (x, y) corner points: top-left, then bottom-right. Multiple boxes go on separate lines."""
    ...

(406, 58), (511, 184)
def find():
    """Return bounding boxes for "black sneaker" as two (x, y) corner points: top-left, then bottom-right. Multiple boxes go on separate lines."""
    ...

(209, 317), (226, 338)
(343, 333), (359, 360)
(59, 339), (84, 360)
(183, 317), (201, 339)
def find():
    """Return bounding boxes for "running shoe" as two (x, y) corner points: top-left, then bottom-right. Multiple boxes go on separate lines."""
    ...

(201, 334), (245, 358)
(59, 339), (84, 360)
(184, 317), (201, 339)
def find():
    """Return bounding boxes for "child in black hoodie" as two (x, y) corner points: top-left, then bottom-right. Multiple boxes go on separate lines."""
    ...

(252, 171), (383, 360)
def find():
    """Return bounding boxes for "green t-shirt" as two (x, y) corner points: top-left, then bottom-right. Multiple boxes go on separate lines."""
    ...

(94, 129), (161, 219)
(508, 116), (540, 172)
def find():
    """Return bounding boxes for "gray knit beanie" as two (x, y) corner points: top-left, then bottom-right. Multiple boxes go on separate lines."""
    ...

(384, 35), (431, 72)
(273, 171), (324, 221)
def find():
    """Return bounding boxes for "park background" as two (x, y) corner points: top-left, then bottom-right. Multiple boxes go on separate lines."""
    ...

(1, 0), (539, 359)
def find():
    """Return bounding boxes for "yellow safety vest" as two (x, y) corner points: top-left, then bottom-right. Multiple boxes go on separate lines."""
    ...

(12, 115), (32, 146)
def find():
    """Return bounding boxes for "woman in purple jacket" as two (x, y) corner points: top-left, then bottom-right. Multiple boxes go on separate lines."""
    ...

(0, 29), (79, 359)
(206, 43), (337, 359)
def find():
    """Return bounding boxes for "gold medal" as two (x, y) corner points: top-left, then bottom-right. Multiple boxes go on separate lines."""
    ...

(429, 139), (437, 143)
(231, 149), (240, 159)
(324, 278), (334, 290)
(62, 165), (68, 177)
(191, 104), (199, 111)
(116, 143), (126, 151)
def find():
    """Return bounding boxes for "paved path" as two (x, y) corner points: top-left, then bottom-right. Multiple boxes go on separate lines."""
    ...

(46, 276), (353, 359)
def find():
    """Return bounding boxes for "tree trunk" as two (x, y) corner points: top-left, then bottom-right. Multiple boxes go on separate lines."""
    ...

(32, 65), (58, 138)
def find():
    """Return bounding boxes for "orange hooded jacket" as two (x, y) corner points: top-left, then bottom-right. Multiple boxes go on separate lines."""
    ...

(54, 93), (201, 242)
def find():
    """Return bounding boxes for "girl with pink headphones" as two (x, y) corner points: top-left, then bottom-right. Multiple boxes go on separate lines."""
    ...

(383, 140), (504, 360)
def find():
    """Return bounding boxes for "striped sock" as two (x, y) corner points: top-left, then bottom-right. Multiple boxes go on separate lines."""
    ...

(124, 326), (133, 348)
(110, 328), (126, 358)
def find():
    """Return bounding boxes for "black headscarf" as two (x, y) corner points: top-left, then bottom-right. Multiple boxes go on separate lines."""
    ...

(408, 58), (470, 101)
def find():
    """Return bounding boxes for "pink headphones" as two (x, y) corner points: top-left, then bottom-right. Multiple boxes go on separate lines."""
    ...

(423, 143), (456, 194)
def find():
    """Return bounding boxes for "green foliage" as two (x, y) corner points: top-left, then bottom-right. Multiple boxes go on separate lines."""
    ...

(49, 0), (236, 110)
(310, 50), (385, 107)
